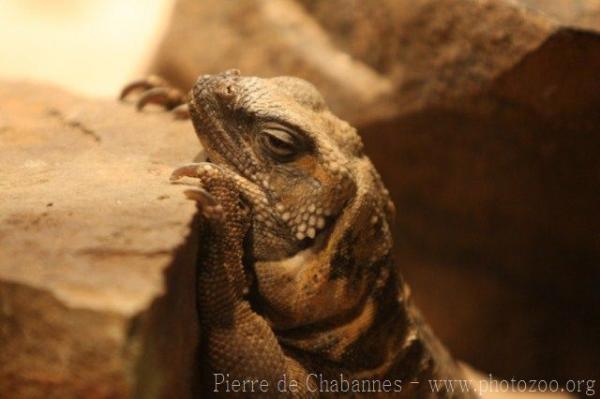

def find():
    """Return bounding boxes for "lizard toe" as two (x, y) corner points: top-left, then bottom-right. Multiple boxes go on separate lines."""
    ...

(119, 75), (168, 100)
(184, 188), (224, 221)
(136, 87), (185, 111)
(119, 75), (189, 118)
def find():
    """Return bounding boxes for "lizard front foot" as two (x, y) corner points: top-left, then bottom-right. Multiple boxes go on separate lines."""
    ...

(170, 162), (248, 223)
(120, 75), (190, 119)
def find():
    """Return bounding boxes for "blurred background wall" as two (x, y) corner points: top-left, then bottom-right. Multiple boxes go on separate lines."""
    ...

(0, 0), (174, 97)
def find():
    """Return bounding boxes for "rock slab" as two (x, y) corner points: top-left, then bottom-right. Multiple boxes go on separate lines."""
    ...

(0, 81), (200, 398)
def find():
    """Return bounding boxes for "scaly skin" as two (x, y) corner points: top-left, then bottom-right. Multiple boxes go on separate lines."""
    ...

(125, 70), (478, 398)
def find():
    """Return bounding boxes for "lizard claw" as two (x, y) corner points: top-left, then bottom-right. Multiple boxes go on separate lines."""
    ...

(119, 75), (189, 118)
(119, 75), (168, 100)
(172, 163), (228, 221)
(136, 87), (187, 111)
(184, 188), (224, 220)
(170, 163), (208, 181)
(171, 163), (245, 223)
(172, 103), (190, 119)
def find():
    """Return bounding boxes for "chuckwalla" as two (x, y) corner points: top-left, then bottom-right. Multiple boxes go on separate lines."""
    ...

(122, 70), (478, 398)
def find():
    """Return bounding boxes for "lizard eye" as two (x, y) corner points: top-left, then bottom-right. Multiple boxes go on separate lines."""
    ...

(260, 123), (301, 161)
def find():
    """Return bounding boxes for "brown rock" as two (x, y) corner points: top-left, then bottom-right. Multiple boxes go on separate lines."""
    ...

(149, 0), (577, 123)
(150, 0), (398, 125)
(0, 81), (200, 398)
(298, 0), (553, 115)
(515, 0), (600, 31)
(360, 27), (600, 381)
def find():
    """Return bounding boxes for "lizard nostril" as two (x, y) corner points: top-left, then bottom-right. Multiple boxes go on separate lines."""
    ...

(214, 82), (238, 102)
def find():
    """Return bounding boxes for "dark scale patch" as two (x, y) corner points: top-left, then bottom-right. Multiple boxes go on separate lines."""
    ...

(371, 254), (396, 298)
(337, 267), (410, 372)
(276, 291), (373, 342)
(304, 334), (342, 354)
(330, 230), (361, 280)
(329, 202), (392, 281)
(384, 338), (428, 382)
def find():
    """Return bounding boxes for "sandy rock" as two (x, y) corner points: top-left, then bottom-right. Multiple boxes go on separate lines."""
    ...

(0, 81), (200, 398)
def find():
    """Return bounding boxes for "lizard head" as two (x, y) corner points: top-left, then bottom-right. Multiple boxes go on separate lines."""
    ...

(189, 70), (393, 263)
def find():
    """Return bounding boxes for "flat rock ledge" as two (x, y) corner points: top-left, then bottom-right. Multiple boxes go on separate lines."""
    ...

(0, 81), (201, 399)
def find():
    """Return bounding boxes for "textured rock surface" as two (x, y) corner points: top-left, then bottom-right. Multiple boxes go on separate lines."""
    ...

(150, 0), (397, 126)
(149, 0), (600, 380)
(0, 81), (200, 398)
(362, 28), (600, 379)
(516, 0), (600, 30)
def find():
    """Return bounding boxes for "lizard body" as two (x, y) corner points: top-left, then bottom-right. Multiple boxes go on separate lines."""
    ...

(124, 70), (477, 398)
